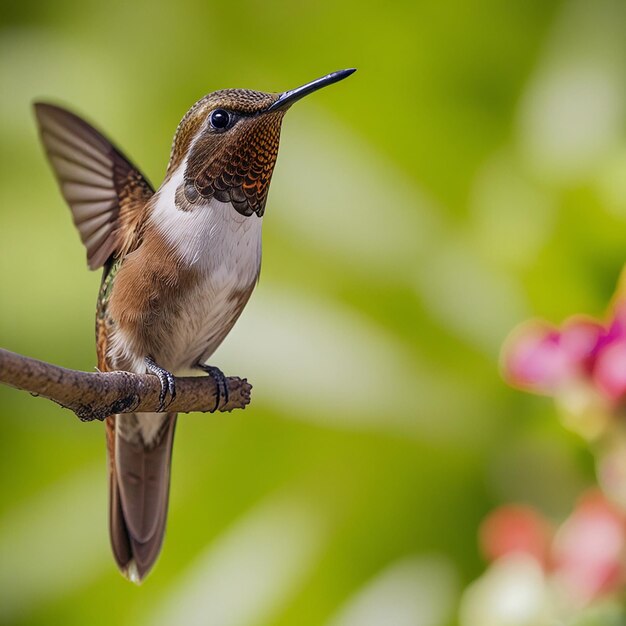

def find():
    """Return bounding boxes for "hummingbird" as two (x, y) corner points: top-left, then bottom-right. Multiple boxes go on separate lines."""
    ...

(33, 68), (355, 583)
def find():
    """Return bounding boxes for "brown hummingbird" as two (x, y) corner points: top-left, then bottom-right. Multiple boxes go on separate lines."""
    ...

(33, 68), (355, 582)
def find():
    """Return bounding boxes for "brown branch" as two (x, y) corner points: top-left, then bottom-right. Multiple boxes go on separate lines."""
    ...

(0, 348), (251, 421)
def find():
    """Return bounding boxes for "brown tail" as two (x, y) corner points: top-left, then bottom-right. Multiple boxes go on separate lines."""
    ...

(106, 413), (177, 583)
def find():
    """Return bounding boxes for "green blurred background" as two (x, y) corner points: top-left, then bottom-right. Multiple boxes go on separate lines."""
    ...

(1, 0), (626, 624)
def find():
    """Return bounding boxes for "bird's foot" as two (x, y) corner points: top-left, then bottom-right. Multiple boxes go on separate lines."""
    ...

(145, 356), (176, 412)
(196, 363), (229, 412)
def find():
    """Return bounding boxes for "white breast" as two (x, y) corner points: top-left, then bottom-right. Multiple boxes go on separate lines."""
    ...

(147, 166), (263, 371)
(151, 166), (263, 281)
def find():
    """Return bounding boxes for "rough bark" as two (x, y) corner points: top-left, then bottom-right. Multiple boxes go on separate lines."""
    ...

(0, 348), (251, 421)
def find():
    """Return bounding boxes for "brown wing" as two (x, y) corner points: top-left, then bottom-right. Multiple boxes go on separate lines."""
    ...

(34, 102), (154, 269)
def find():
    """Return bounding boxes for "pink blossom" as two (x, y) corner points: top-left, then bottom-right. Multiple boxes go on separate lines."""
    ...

(502, 301), (626, 407)
(552, 490), (626, 606)
(502, 323), (569, 393)
(592, 339), (626, 401)
(470, 491), (626, 618)
(479, 505), (553, 568)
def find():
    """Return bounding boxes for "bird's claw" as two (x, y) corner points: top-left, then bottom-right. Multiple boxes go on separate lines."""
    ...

(145, 357), (176, 412)
(197, 364), (229, 412)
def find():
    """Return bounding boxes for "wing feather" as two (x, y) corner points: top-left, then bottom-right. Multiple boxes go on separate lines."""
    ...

(50, 155), (115, 188)
(42, 131), (112, 175)
(40, 115), (113, 168)
(80, 212), (117, 240)
(34, 102), (155, 269)
(71, 199), (117, 224)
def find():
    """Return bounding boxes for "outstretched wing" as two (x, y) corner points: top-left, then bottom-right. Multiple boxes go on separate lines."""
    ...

(34, 102), (154, 269)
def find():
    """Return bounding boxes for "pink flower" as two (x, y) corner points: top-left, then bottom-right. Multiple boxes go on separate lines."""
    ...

(479, 505), (553, 568)
(502, 298), (626, 409)
(502, 323), (567, 393)
(469, 491), (626, 620)
(592, 339), (626, 401)
(552, 490), (626, 606)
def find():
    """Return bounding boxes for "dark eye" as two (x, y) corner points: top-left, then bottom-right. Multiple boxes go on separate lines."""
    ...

(210, 109), (231, 130)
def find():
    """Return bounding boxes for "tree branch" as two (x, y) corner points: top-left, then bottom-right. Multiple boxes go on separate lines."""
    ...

(0, 348), (251, 421)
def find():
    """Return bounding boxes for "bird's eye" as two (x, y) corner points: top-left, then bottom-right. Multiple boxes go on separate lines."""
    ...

(210, 109), (231, 130)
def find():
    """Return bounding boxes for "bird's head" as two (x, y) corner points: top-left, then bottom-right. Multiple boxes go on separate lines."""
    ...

(167, 69), (355, 216)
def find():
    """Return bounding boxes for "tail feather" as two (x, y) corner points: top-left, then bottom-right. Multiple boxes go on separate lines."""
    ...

(107, 413), (177, 583)
(109, 469), (132, 567)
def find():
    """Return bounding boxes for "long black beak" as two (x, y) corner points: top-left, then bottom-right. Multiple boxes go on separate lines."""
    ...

(267, 68), (356, 112)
